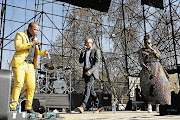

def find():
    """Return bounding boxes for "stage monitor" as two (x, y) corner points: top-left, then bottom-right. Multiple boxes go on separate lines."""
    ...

(56, 0), (111, 12)
(141, 0), (164, 9)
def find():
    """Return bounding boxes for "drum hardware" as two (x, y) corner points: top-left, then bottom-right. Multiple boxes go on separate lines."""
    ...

(56, 66), (63, 69)
(49, 78), (57, 82)
(62, 66), (71, 71)
(37, 71), (53, 94)
(53, 80), (67, 94)
(60, 66), (73, 111)
(44, 63), (54, 70)
(36, 71), (67, 94)
(36, 64), (72, 95)
(38, 70), (46, 75)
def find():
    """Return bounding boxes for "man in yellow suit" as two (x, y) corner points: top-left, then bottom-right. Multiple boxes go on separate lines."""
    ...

(10, 22), (50, 113)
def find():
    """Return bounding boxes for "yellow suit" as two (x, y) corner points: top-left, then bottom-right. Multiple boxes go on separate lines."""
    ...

(10, 30), (45, 110)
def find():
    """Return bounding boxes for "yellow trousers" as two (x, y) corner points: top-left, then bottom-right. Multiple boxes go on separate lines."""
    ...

(11, 62), (35, 110)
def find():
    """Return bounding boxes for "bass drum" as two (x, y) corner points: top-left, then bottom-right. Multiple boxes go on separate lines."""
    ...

(53, 79), (67, 94)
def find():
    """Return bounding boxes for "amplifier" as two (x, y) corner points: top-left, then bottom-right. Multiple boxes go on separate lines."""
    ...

(0, 69), (11, 120)
(132, 101), (146, 111)
(159, 104), (180, 115)
(100, 94), (111, 106)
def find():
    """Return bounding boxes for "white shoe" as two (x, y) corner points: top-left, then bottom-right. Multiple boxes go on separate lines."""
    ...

(147, 104), (152, 113)
(156, 104), (160, 113)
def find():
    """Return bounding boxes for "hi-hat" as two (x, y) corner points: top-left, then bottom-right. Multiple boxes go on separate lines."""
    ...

(38, 70), (46, 75)
(56, 66), (63, 69)
(44, 63), (54, 70)
(49, 78), (57, 82)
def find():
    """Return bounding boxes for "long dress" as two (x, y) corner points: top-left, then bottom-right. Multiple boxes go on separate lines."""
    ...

(139, 47), (171, 105)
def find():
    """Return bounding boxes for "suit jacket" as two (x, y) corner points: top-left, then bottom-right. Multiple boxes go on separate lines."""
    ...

(79, 45), (101, 79)
(10, 30), (45, 69)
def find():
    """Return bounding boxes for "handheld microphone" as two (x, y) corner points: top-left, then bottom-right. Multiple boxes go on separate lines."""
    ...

(82, 46), (87, 50)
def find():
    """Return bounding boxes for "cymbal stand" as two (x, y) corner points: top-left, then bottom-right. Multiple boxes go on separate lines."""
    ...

(70, 69), (72, 112)
(45, 71), (48, 93)
(39, 71), (51, 94)
(65, 68), (72, 112)
(35, 73), (41, 94)
(45, 71), (53, 94)
(39, 77), (46, 93)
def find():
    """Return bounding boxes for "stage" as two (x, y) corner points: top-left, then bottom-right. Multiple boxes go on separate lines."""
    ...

(38, 111), (180, 120)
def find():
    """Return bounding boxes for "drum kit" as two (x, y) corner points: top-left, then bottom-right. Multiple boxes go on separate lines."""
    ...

(36, 63), (69, 94)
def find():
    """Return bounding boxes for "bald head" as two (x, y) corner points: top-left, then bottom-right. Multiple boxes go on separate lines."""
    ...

(85, 38), (93, 49)
(28, 22), (38, 28)
(28, 22), (39, 37)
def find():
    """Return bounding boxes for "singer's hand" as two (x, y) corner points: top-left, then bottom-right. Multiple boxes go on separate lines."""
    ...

(82, 49), (86, 53)
(45, 51), (51, 59)
(82, 46), (87, 53)
(85, 71), (91, 76)
(146, 66), (151, 71)
(148, 45), (156, 54)
(148, 45), (153, 51)
(33, 40), (41, 45)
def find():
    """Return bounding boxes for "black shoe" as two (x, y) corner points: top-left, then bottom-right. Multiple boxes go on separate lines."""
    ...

(26, 109), (38, 114)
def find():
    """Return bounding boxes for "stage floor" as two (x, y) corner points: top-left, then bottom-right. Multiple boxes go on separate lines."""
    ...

(55, 111), (180, 120)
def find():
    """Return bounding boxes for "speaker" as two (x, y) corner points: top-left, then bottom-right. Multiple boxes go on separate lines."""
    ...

(132, 101), (146, 111)
(0, 69), (11, 120)
(141, 0), (164, 9)
(100, 94), (111, 106)
(171, 91), (180, 106)
(159, 104), (180, 115)
(57, 0), (112, 12)
(71, 93), (84, 108)
(159, 91), (180, 115)
(21, 98), (46, 114)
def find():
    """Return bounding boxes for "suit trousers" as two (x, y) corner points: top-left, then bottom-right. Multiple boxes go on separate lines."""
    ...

(81, 74), (99, 108)
(11, 62), (35, 110)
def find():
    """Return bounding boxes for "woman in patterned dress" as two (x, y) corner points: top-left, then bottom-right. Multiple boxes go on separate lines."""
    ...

(139, 34), (171, 113)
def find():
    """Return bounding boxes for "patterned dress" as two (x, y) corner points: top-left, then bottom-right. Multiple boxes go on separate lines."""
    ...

(139, 47), (171, 105)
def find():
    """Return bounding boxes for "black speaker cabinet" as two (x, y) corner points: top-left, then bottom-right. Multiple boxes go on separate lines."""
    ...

(132, 101), (146, 111)
(100, 94), (111, 106)
(21, 99), (40, 112)
(159, 104), (180, 115)
(71, 93), (84, 108)
(0, 69), (11, 120)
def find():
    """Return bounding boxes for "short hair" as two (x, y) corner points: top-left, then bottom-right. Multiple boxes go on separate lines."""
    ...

(85, 38), (93, 43)
(85, 38), (94, 44)
(144, 34), (151, 43)
(28, 22), (38, 28)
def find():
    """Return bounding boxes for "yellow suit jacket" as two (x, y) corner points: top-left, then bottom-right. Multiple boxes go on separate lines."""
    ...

(10, 30), (45, 69)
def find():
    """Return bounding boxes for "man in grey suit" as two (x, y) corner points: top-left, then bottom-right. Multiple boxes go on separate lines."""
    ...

(76, 38), (103, 113)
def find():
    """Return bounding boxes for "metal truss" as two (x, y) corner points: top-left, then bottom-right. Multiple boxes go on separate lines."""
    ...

(0, 0), (179, 102)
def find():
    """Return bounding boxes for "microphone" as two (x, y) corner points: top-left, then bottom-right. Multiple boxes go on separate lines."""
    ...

(82, 45), (87, 50)
(110, 33), (116, 38)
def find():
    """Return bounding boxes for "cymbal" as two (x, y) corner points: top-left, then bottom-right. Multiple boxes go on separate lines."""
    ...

(56, 66), (63, 69)
(63, 66), (71, 70)
(44, 63), (54, 70)
(38, 71), (46, 75)
(49, 78), (57, 82)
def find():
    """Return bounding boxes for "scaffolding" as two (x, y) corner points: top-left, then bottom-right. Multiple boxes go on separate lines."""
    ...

(0, 0), (179, 102)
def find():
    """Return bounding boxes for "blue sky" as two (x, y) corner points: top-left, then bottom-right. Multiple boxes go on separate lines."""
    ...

(1, 0), (179, 69)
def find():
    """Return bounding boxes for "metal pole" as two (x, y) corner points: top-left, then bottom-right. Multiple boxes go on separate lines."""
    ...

(0, 0), (7, 69)
(122, 0), (129, 100)
(122, 0), (128, 75)
(40, 1), (44, 70)
(168, 0), (179, 80)
(143, 5), (146, 35)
